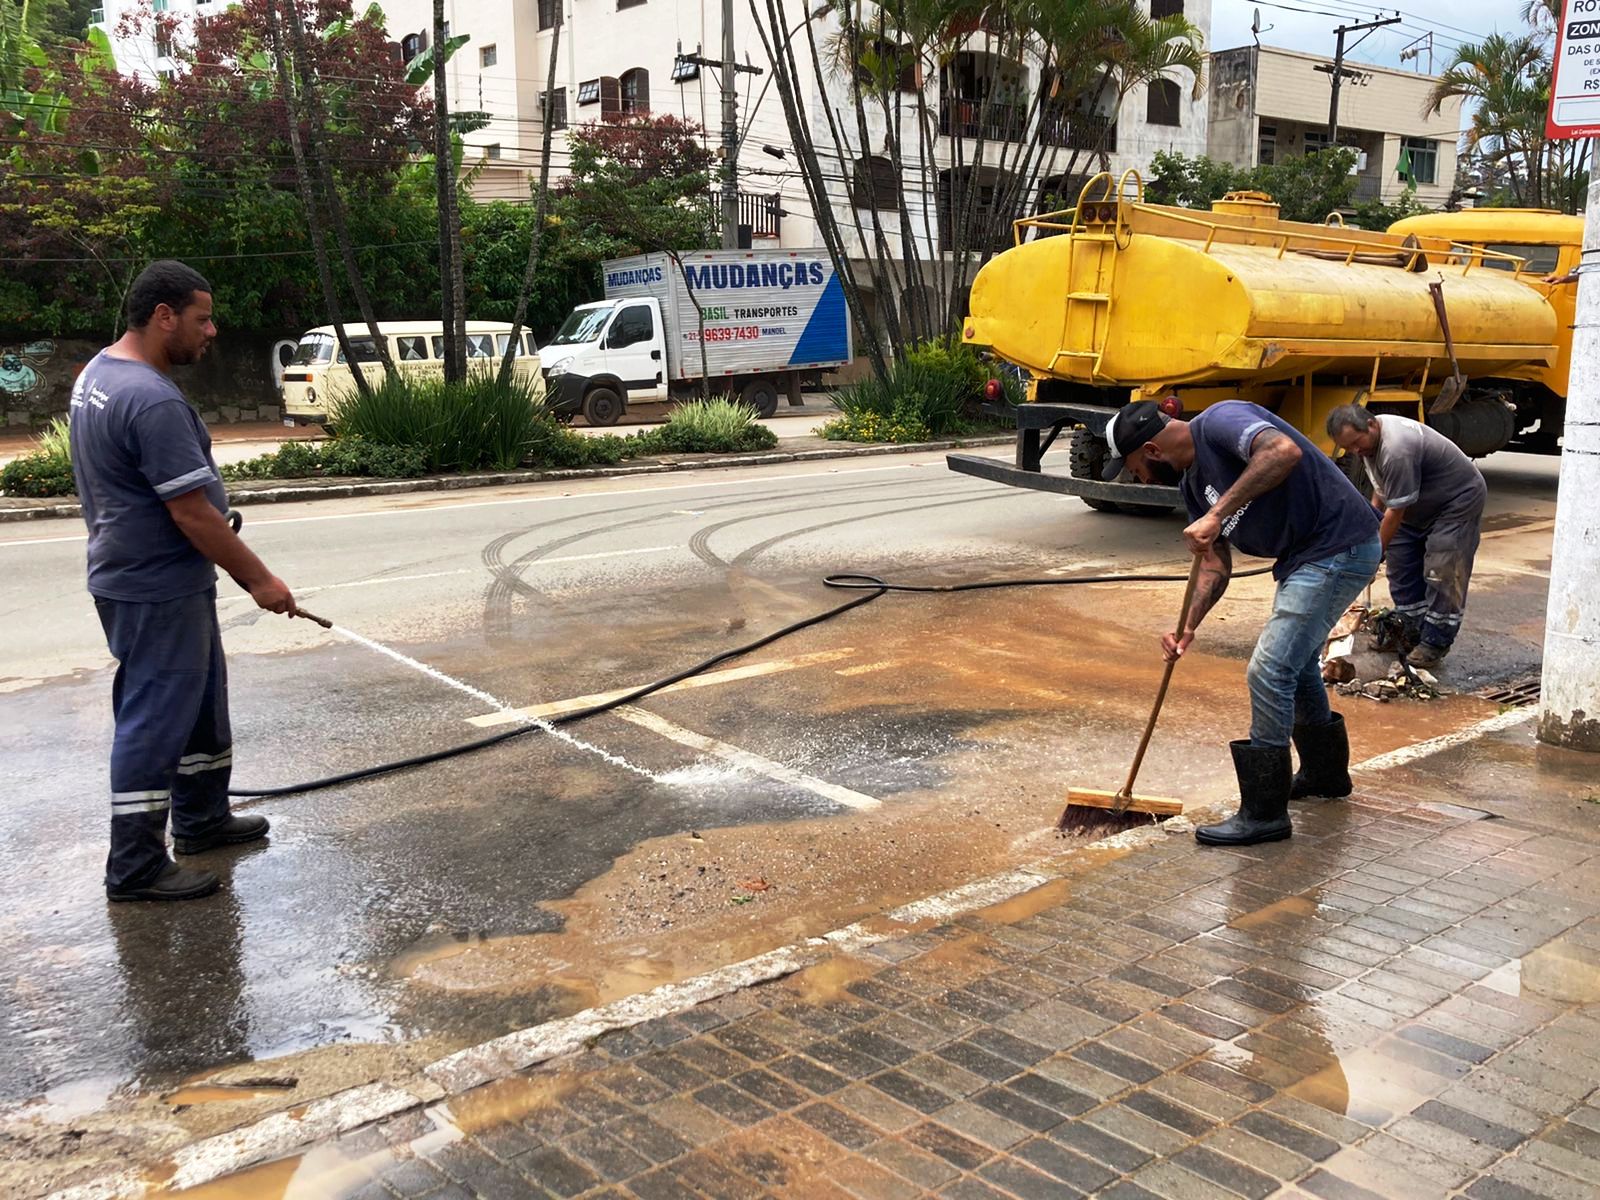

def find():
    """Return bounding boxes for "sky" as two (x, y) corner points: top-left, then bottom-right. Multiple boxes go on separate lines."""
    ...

(1209, 0), (1544, 70)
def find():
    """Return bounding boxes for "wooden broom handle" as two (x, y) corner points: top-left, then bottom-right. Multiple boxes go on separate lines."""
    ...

(1119, 553), (1203, 799)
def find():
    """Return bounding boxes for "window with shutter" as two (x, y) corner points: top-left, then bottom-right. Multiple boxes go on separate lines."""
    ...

(1146, 79), (1181, 126)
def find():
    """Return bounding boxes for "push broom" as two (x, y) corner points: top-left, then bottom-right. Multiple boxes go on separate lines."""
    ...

(1058, 553), (1201, 834)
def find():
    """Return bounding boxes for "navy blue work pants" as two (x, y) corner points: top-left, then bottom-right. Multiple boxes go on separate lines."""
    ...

(1385, 508), (1482, 651)
(94, 587), (232, 891)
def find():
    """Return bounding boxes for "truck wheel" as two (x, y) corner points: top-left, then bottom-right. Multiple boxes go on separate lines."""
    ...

(582, 386), (623, 426)
(1068, 428), (1174, 516)
(1068, 429), (1126, 514)
(740, 377), (780, 419)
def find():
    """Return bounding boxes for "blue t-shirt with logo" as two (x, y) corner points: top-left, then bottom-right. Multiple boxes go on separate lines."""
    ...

(70, 351), (226, 602)
(1180, 400), (1377, 581)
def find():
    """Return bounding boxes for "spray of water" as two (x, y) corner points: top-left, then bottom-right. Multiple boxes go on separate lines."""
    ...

(330, 624), (660, 781)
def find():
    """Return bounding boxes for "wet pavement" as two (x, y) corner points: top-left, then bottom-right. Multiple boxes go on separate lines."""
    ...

(0, 448), (1571, 1196)
(123, 720), (1600, 1200)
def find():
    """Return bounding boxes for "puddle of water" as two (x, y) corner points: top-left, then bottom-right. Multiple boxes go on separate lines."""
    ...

(162, 1142), (384, 1198)
(976, 878), (1073, 925)
(445, 1072), (578, 1136)
(389, 929), (494, 979)
(1490, 939), (1600, 1004)
(1288, 1044), (1442, 1126)
(785, 955), (880, 1005)
(165, 1084), (292, 1107)
(1229, 893), (1320, 930)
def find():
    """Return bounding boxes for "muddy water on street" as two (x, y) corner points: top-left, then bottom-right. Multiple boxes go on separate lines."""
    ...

(2, 571), (1515, 1199)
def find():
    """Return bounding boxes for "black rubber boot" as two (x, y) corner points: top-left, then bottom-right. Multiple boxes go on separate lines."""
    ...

(107, 860), (220, 902)
(1290, 713), (1352, 800)
(1195, 740), (1293, 847)
(174, 814), (270, 855)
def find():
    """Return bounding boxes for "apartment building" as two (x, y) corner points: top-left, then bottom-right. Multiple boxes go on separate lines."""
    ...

(379, 0), (1212, 259)
(1208, 45), (1464, 207)
(91, 0), (230, 81)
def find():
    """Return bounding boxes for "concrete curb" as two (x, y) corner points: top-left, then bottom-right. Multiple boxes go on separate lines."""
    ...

(0, 436), (1015, 524)
(40, 708), (1539, 1199)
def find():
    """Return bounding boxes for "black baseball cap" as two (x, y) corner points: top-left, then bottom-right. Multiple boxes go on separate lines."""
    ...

(1101, 400), (1169, 480)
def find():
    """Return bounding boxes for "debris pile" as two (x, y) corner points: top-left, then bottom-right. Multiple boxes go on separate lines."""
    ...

(1320, 602), (1443, 703)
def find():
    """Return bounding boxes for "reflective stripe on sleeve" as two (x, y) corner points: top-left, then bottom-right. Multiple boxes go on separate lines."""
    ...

(153, 466), (217, 497)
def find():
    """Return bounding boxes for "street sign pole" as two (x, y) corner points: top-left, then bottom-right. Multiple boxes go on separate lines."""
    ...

(1540, 0), (1600, 751)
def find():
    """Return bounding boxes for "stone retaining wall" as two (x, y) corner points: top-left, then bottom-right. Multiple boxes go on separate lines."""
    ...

(2, 333), (290, 428)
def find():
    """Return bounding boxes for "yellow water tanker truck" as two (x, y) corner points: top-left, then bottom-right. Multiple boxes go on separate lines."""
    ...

(950, 172), (1580, 514)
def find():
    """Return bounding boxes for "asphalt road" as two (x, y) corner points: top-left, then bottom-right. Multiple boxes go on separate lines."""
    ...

(0, 447), (1562, 1139)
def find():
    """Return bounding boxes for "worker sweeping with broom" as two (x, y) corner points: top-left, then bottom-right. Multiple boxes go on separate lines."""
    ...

(1098, 399), (1381, 846)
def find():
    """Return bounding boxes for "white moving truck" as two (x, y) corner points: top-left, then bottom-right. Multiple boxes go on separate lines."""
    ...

(540, 248), (854, 425)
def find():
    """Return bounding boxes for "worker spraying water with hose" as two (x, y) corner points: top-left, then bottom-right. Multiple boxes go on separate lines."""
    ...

(1100, 398), (1381, 846)
(71, 261), (308, 903)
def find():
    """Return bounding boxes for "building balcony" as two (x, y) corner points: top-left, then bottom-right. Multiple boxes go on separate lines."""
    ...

(1039, 110), (1115, 153)
(739, 191), (782, 239)
(939, 96), (1029, 142)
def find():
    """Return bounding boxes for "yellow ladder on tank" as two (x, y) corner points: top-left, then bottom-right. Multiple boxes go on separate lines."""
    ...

(1052, 232), (1117, 380)
(1048, 172), (1138, 380)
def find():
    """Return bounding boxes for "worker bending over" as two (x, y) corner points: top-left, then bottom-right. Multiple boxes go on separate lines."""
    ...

(1327, 406), (1486, 667)
(1101, 400), (1380, 846)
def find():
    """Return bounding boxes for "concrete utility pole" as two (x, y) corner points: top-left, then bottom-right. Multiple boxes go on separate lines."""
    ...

(1539, 173), (1600, 753)
(1323, 14), (1400, 143)
(720, 0), (739, 249)
(680, 8), (762, 250)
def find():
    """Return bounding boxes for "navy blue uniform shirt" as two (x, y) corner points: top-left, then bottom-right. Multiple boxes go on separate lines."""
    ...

(70, 351), (226, 602)
(1180, 400), (1378, 581)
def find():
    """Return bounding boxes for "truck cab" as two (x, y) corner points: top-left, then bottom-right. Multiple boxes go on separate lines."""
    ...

(541, 298), (667, 425)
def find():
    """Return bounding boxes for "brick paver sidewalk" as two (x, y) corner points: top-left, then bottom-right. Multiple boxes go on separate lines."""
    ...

(215, 769), (1600, 1200)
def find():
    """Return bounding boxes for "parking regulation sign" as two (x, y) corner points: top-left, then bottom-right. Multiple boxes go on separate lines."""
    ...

(1549, 0), (1600, 138)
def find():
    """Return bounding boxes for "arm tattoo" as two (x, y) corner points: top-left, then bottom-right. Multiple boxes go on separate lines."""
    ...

(1185, 541), (1233, 633)
(1207, 428), (1302, 521)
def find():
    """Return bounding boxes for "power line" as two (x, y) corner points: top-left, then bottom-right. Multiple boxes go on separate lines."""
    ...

(22, 240), (439, 264)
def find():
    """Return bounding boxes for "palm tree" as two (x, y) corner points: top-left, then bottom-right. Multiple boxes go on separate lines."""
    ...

(265, 0), (369, 390)
(797, 0), (1207, 347)
(497, 13), (562, 385)
(280, 0), (397, 386)
(431, 0), (467, 381)
(1425, 33), (1549, 208)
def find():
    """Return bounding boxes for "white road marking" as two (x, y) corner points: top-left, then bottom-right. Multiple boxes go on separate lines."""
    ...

(835, 660), (897, 677)
(613, 705), (881, 811)
(529, 544), (676, 566)
(327, 624), (660, 780)
(466, 648), (858, 727)
(1352, 706), (1537, 773)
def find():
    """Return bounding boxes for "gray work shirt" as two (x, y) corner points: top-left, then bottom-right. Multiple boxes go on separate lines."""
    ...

(1363, 414), (1487, 530)
(69, 351), (226, 602)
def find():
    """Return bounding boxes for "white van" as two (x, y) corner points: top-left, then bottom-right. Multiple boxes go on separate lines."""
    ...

(280, 321), (543, 426)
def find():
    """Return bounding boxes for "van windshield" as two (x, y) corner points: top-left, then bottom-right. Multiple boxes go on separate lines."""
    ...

(549, 307), (613, 346)
(290, 334), (335, 365)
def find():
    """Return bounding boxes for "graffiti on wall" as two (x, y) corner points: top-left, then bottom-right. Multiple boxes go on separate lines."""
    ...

(0, 341), (56, 398)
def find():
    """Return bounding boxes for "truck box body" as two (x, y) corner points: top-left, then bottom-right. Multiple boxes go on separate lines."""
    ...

(602, 249), (852, 381)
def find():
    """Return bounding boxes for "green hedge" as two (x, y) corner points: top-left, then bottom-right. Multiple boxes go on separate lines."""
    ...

(1, 418), (73, 497)
(822, 338), (1003, 444)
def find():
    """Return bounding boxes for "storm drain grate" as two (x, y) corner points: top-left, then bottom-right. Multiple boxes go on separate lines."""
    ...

(1477, 677), (1541, 708)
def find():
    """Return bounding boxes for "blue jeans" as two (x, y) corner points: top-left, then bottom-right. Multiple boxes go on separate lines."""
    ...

(1247, 538), (1382, 747)
(94, 587), (232, 890)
